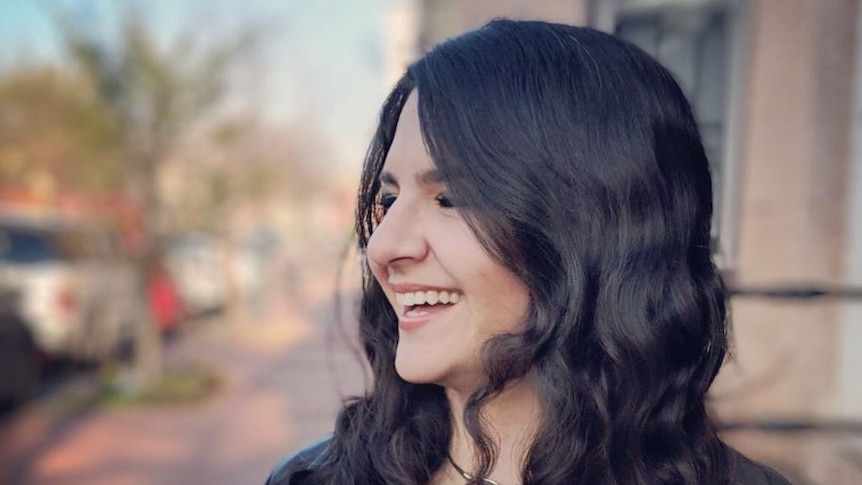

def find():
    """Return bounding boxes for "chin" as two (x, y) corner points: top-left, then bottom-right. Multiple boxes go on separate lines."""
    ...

(394, 347), (442, 384)
(395, 346), (481, 392)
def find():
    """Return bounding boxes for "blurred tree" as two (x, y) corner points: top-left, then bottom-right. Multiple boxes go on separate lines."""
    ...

(0, 67), (122, 192)
(52, 5), (261, 389)
(201, 122), (338, 326)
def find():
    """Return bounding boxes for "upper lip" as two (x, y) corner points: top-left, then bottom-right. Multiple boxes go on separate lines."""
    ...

(389, 283), (460, 293)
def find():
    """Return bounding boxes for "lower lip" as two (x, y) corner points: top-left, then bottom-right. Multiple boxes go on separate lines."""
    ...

(398, 304), (455, 331)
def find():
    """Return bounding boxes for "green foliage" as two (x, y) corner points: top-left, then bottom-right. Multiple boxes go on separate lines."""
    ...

(99, 361), (222, 407)
(53, 4), (261, 181)
(41, 3), (265, 387)
(0, 67), (123, 191)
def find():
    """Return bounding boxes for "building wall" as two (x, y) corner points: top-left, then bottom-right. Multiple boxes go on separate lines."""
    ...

(418, 0), (588, 50)
(842, 0), (862, 421)
(711, 0), (859, 480)
(384, 0), (420, 88)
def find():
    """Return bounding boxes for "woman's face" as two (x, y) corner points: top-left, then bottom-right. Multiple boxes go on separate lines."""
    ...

(367, 92), (530, 392)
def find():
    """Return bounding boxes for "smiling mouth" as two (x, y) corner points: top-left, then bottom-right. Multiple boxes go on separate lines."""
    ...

(395, 290), (461, 318)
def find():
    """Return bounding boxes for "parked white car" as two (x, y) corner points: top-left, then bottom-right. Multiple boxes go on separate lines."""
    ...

(0, 215), (140, 362)
(163, 235), (228, 316)
(163, 234), (263, 317)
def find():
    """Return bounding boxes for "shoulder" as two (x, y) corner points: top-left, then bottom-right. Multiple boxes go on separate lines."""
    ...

(265, 435), (333, 485)
(728, 447), (793, 485)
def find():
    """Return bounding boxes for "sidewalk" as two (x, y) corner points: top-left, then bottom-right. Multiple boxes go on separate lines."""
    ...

(0, 291), (367, 485)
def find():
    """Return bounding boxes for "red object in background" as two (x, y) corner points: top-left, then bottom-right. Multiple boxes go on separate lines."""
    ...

(55, 286), (79, 318)
(147, 270), (182, 333)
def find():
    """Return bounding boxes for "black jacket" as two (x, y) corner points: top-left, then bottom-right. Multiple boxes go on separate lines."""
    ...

(266, 437), (792, 485)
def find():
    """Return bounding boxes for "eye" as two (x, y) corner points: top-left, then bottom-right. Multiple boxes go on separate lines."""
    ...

(374, 192), (397, 223)
(379, 193), (397, 210)
(435, 193), (456, 209)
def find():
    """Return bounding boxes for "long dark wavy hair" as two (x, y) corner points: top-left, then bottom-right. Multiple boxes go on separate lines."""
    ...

(302, 19), (731, 485)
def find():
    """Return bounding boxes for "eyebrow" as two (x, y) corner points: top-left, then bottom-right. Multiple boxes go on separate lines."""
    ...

(378, 168), (445, 186)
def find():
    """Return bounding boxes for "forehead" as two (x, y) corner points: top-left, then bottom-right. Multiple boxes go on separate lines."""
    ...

(382, 91), (435, 179)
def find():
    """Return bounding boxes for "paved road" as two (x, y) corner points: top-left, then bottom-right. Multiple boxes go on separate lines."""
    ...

(0, 293), (366, 485)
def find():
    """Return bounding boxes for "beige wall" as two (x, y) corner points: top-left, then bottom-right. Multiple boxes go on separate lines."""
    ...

(713, 0), (859, 480)
(840, 0), (862, 423)
(385, 1), (421, 88)
(419, 0), (588, 49)
(459, 0), (587, 29)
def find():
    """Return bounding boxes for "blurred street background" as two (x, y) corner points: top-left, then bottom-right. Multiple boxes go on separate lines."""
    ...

(1, 1), (862, 484)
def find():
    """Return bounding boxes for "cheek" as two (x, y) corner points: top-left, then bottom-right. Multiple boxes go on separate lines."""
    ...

(433, 220), (487, 268)
(456, 258), (530, 329)
(481, 275), (530, 323)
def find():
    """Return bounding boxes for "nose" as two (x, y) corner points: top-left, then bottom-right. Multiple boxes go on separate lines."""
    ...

(367, 199), (428, 269)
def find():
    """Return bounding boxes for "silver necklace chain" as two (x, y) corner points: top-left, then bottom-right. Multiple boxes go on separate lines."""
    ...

(447, 455), (516, 485)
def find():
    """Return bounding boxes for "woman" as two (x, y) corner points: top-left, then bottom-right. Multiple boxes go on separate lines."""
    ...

(268, 20), (790, 485)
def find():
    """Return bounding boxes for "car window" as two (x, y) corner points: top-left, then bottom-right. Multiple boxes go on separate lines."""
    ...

(0, 227), (62, 263)
(0, 225), (91, 263)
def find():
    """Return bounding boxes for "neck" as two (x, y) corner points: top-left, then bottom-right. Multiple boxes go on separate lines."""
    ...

(444, 371), (540, 485)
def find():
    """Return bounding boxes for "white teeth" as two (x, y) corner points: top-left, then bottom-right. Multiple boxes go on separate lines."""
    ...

(394, 290), (462, 307)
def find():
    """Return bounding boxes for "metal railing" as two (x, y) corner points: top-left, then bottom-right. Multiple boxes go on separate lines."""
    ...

(720, 283), (862, 438)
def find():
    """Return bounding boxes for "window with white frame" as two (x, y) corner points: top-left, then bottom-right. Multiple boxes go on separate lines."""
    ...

(593, 0), (745, 270)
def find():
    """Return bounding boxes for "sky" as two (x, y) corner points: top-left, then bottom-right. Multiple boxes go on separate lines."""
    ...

(0, 0), (393, 167)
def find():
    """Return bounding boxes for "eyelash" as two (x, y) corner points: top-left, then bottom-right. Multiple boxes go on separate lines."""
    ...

(435, 194), (455, 208)
(374, 192), (456, 219)
(378, 193), (397, 210)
